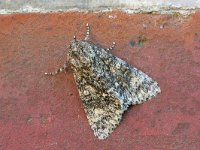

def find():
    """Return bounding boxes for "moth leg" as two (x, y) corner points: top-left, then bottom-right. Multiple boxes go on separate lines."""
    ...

(45, 62), (68, 76)
(106, 42), (116, 51)
(84, 23), (90, 41)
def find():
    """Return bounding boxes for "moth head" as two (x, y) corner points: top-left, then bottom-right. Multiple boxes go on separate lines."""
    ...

(68, 39), (81, 58)
(69, 39), (91, 68)
(69, 37), (91, 55)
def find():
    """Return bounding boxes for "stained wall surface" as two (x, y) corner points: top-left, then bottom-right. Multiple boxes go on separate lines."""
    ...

(0, 12), (200, 149)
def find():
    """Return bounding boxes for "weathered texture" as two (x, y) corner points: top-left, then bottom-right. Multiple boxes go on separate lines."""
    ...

(0, 0), (198, 15)
(0, 11), (200, 149)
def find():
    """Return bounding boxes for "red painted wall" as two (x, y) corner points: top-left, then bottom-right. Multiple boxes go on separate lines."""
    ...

(0, 12), (200, 149)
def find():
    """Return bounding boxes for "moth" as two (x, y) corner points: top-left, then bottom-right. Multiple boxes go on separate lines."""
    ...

(45, 24), (161, 140)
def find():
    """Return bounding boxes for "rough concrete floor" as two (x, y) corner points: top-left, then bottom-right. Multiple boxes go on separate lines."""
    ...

(0, 11), (200, 149)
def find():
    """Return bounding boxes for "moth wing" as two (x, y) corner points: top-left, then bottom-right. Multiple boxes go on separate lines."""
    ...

(74, 76), (124, 140)
(87, 46), (161, 110)
(70, 41), (161, 139)
(108, 56), (161, 109)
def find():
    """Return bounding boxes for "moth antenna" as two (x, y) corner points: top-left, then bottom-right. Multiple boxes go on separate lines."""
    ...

(84, 23), (90, 41)
(107, 42), (116, 51)
(45, 61), (68, 76)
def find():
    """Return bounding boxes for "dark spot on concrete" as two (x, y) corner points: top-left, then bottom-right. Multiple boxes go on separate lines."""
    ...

(154, 109), (161, 114)
(172, 122), (190, 135)
(138, 36), (148, 48)
(69, 93), (73, 96)
(194, 33), (200, 42)
(133, 128), (140, 134)
(193, 99), (200, 111)
(198, 130), (200, 137)
(180, 106), (196, 116)
(39, 114), (48, 124)
(129, 40), (135, 47)
(25, 114), (33, 123)
(46, 27), (52, 31)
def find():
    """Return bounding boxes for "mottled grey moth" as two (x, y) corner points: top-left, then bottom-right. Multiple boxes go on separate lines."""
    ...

(45, 24), (161, 140)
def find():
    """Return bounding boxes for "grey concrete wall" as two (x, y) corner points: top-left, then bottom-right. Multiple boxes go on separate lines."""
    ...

(0, 0), (199, 14)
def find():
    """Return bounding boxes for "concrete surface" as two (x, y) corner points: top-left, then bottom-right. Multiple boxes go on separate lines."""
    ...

(0, 0), (199, 15)
(0, 11), (200, 149)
